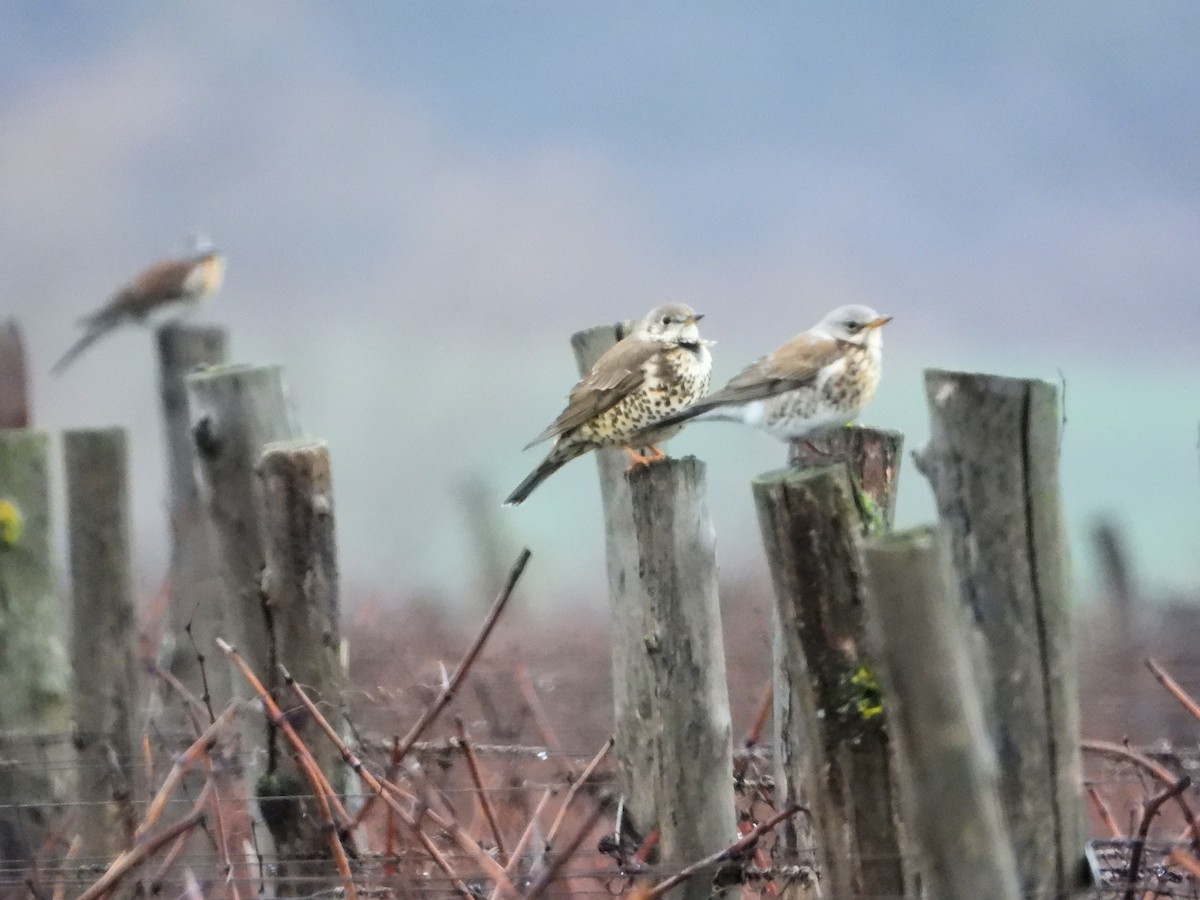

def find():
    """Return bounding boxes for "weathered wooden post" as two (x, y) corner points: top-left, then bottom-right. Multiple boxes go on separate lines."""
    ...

(753, 442), (910, 900)
(0, 429), (70, 863)
(0, 319), (30, 428)
(860, 526), (1020, 900)
(572, 325), (737, 897)
(158, 324), (229, 703)
(914, 368), (1085, 897)
(255, 439), (346, 871)
(186, 363), (299, 867)
(64, 428), (140, 858)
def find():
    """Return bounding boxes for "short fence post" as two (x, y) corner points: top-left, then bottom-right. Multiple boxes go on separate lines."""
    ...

(787, 425), (904, 531)
(860, 526), (1020, 900)
(0, 429), (70, 862)
(572, 325), (737, 897)
(753, 460), (911, 898)
(157, 324), (230, 704)
(186, 363), (299, 864)
(914, 368), (1085, 897)
(255, 439), (346, 870)
(0, 319), (30, 428)
(64, 427), (140, 858)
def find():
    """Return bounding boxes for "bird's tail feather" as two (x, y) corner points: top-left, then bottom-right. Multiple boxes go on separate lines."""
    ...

(503, 448), (574, 507)
(51, 322), (113, 375)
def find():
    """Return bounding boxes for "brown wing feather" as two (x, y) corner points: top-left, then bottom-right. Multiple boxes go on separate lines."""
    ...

(101, 258), (195, 319)
(703, 334), (846, 407)
(524, 337), (659, 448)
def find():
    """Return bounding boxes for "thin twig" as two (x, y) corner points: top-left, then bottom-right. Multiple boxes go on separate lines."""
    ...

(49, 835), (80, 900)
(1123, 776), (1191, 900)
(642, 804), (801, 900)
(544, 736), (614, 851)
(456, 717), (508, 863)
(515, 660), (568, 770)
(1168, 846), (1200, 879)
(384, 736), (400, 876)
(394, 549), (530, 760)
(1146, 659), (1200, 722)
(743, 682), (773, 748)
(216, 639), (358, 899)
(1083, 739), (1200, 851)
(521, 803), (607, 899)
(1086, 784), (1123, 838)
(78, 782), (212, 900)
(491, 789), (555, 900)
(281, 662), (515, 897)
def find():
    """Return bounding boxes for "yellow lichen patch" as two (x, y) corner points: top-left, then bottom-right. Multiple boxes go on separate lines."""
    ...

(0, 498), (23, 547)
(850, 664), (884, 720)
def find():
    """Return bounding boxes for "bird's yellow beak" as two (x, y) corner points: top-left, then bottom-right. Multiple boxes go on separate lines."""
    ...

(866, 315), (892, 329)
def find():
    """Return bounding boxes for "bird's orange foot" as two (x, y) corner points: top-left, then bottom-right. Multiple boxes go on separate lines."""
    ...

(621, 445), (666, 471)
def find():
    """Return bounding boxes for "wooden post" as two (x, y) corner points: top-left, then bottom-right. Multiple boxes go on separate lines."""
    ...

(860, 526), (1021, 900)
(571, 325), (737, 897)
(0, 319), (29, 428)
(255, 439), (346, 868)
(914, 368), (1085, 897)
(64, 428), (140, 858)
(157, 324), (229, 703)
(753, 464), (910, 899)
(186, 363), (299, 862)
(0, 430), (70, 863)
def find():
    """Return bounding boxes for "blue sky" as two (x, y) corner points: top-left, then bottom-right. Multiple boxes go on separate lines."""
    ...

(2, 3), (1198, 605)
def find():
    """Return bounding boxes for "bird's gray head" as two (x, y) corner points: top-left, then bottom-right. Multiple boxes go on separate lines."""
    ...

(637, 303), (705, 345)
(815, 304), (892, 347)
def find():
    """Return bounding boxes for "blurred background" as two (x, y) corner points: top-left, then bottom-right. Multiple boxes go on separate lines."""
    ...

(2, 2), (1198, 610)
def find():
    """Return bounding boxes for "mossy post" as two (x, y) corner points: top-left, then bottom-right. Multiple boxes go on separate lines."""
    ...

(255, 439), (346, 875)
(0, 429), (70, 864)
(572, 325), (737, 899)
(157, 324), (229, 705)
(186, 363), (299, 872)
(64, 428), (141, 858)
(861, 526), (1020, 900)
(753, 463), (910, 899)
(914, 369), (1085, 897)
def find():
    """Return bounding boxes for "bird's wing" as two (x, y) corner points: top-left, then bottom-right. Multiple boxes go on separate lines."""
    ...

(99, 257), (198, 320)
(523, 337), (658, 448)
(696, 333), (847, 409)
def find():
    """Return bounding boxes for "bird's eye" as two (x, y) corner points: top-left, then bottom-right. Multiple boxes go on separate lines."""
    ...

(661, 316), (671, 326)
(845, 321), (862, 333)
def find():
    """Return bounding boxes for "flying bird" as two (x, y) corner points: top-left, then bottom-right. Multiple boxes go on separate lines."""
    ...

(51, 246), (226, 374)
(503, 303), (712, 507)
(642, 304), (890, 442)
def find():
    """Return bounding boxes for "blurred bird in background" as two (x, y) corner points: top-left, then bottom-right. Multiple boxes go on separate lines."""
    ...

(643, 304), (890, 442)
(51, 239), (225, 374)
(504, 303), (712, 507)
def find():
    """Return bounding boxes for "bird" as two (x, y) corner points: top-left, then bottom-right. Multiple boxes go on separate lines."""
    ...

(639, 304), (891, 443)
(503, 303), (713, 507)
(51, 245), (226, 374)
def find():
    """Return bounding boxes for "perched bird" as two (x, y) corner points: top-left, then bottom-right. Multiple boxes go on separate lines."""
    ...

(51, 246), (226, 374)
(503, 303), (712, 507)
(642, 304), (890, 442)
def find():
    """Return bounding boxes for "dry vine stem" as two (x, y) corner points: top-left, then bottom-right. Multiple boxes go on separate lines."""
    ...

(456, 717), (508, 863)
(641, 804), (802, 900)
(1123, 776), (1192, 900)
(79, 781), (213, 900)
(215, 638), (358, 900)
(521, 803), (608, 899)
(543, 735), (614, 851)
(280, 664), (518, 896)
(491, 788), (555, 900)
(1145, 658), (1200, 721)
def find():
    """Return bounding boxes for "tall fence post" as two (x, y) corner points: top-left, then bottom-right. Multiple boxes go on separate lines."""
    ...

(753, 457), (910, 899)
(186, 363), (299, 865)
(914, 368), (1085, 897)
(860, 526), (1021, 900)
(157, 324), (230, 705)
(255, 438), (346, 874)
(572, 325), (737, 896)
(64, 428), (140, 858)
(0, 429), (70, 863)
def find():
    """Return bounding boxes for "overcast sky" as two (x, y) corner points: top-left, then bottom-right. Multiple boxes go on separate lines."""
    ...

(2, 3), (1198, 606)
